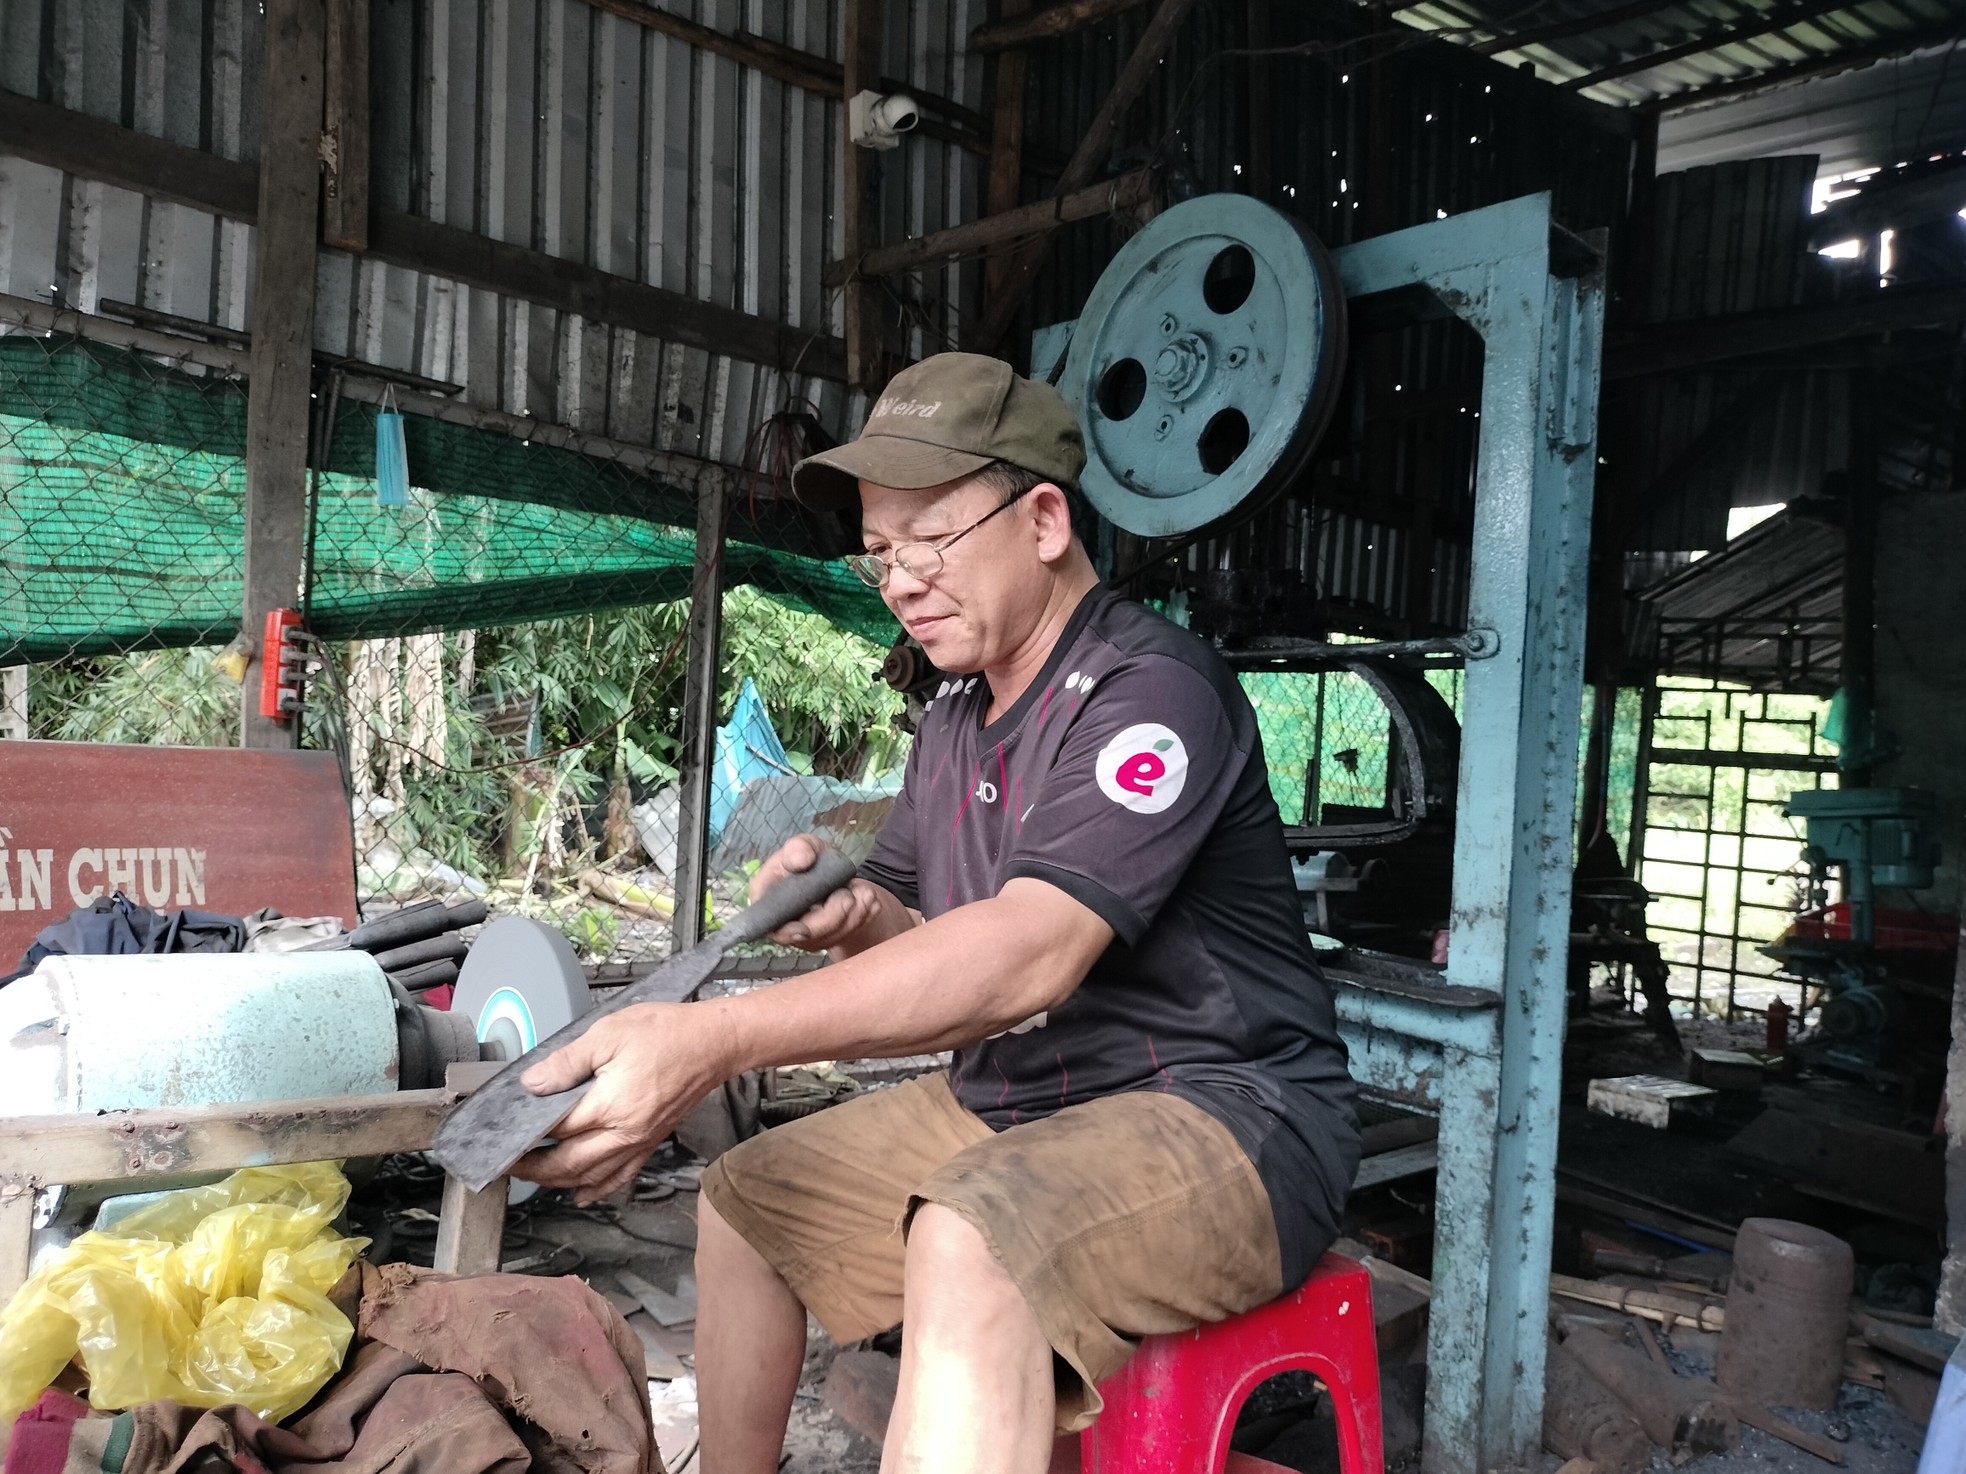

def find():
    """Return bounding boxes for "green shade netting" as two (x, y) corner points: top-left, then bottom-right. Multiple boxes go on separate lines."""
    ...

(0, 337), (893, 659)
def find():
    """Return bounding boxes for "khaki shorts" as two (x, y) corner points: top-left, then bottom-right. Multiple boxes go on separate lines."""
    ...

(699, 1073), (1285, 1430)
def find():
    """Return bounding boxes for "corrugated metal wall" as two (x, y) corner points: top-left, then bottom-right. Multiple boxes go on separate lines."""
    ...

(1608, 156), (1851, 555)
(0, 0), (987, 465)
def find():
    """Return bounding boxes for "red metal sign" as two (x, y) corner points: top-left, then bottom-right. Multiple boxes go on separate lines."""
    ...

(0, 742), (358, 970)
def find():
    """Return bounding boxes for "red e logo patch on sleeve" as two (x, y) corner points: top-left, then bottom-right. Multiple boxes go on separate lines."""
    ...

(1094, 723), (1189, 813)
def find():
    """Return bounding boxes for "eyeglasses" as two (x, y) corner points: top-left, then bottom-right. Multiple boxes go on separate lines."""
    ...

(844, 486), (1033, 589)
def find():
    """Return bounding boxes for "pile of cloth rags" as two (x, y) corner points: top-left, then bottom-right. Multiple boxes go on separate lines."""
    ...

(3, 1264), (661, 1474)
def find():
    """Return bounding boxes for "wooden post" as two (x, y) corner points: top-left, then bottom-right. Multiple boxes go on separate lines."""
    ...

(1243, 0), (1272, 200)
(971, 0), (1202, 354)
(241, 0), (326, 749)
(433, 1174), (510, 1276)
(672, 479), (729, 951)
(984, 0), (1033, 302)
(322, 0), (369, 252)
(842, 0), (885, 389)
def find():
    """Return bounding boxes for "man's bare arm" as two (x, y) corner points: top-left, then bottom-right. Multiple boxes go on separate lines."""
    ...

(513, 877), (1111, 1199)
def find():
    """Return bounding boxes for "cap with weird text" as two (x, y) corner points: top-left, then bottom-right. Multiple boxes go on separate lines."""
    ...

(791, 353), (1086, 511)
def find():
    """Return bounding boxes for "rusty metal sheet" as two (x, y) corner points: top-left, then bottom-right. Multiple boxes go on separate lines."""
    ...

(0, 741), (357, 969)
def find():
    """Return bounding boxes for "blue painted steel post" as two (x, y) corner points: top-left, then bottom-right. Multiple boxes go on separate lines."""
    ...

(1331, 195), (1605, 1471)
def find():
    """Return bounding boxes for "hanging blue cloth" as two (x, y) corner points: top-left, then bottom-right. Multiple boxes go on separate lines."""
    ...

(375, 386), (410, 507)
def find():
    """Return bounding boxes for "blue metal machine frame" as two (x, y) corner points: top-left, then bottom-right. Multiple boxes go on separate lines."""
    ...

(1042, 192), (1606, 1471)
(1326, 193), (1604, 1471)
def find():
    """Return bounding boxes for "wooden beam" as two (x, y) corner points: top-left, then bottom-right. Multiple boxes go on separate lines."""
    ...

(1606, 279), (1966, 379)
(569, 0), (992, 155)
(242, 0), (326, 750)
(1470, 0), (1687, 57)
(0, 92), (848, 381)
(1645, 22), (1966, 114)
(843, 0), (886, 389)
(971, 0), (1155, 53)
(825, 167), (1156, 286)
(0, 87), (258, 219)
(0, 1090), (457, 1185)
(321, 0), (369, 251)
(986, 0), (1035, 302)
(367, 212), (845, 378)
(1564, 0), (1857, 92)
(972, 0), (1202, 353)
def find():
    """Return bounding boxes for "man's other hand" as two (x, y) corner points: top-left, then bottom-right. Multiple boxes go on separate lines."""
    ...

(511, 1002), (727, 1204)
(751, 835), (895, 952)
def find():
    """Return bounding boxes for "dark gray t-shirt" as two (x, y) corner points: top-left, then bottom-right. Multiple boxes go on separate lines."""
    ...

(860, 584), (1360, 1285)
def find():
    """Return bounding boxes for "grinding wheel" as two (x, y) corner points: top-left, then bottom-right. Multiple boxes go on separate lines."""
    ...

(450, 917), (591, 1202)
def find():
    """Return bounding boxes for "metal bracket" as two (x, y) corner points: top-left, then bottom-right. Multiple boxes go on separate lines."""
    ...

(1221, 627), (1501, 665)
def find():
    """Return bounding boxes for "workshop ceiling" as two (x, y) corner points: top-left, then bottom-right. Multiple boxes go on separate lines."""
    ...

(1392, 0), (1966, 110)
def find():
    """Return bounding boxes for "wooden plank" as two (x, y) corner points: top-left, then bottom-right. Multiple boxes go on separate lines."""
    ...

(321, 0), (369, 251)
(971, 0), (1202, 352)
(970, 0), (1155, 53)
(826, 168), (1154, 286)
(432, 1172), (510, 1276)
(0, 1178), (33, 1308)
(241, 0), (327, 750)
(0, 1091), (456, 1186)
(0, 93), (849, 382)
(842, 0), (885, 389)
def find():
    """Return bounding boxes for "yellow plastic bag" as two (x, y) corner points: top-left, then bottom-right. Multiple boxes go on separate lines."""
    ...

(0, 1161), (369, 1424)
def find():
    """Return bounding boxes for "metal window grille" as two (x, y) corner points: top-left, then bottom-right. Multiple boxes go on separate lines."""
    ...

(1632, 676), (1837, 1020)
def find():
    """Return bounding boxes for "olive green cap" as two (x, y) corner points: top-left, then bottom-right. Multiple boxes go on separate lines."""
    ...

(792, 353), (1087, 511)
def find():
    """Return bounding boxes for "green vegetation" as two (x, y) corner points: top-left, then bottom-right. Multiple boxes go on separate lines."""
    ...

(25, 589), (908, 895)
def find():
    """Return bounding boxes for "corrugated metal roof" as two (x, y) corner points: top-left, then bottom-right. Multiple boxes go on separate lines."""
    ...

(1658, 36), (1966, 177)
(1396, 0), (1966, 112)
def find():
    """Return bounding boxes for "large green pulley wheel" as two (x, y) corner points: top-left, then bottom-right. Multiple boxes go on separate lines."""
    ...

(1057, 195), (1347, 539)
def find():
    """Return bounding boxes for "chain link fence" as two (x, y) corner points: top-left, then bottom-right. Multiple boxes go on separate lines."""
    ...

(0, 312), (906, 976)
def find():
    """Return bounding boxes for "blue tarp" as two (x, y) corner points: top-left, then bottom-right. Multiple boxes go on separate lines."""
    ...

(711, 679), (792, 846)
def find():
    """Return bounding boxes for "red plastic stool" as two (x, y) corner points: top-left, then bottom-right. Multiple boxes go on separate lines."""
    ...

(1079, 1252), (1384, 1474)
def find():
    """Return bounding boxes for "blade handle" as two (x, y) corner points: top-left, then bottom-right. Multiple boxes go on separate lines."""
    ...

(718, 848), (859, 947)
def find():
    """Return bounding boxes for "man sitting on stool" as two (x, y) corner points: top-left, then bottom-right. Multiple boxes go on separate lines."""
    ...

(516, 353), (1361, 1474)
